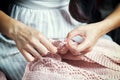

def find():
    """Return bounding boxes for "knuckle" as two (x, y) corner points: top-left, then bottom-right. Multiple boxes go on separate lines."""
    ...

(76, 48), (81, 53)
(20, 48), (24, 53)
(29, 37), (36, 44)
(25, 43), (29, 47)
(68, 32), (73, 37)
(86, 40), (92, 46)
(38, 32), (43, 38)
(30, 37), (35, 41)
(23, 43), (29, 50)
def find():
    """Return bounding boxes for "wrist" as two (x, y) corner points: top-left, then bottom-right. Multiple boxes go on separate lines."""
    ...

(7, 18), (18, 39)
(95, 20), (114, 37)
(0, 17), (14, 39)
(0, 11), (18, 39)
(8, 19), (25, 40)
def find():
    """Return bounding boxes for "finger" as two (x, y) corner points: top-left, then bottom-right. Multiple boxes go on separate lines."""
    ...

(24, 44), (43, 60)
(81, 47), (92, 53)
(58, 44), (68, 54)
(29, 39), (49, 56)
(21, 49), (35, 62)
(38, 35), (57, 54)
(52, 40), (62, 47)
(66, 30), (80, 41)
(77, 39), (92, 54)
(67, 40), (80, 55)
(61, 51), (83, 60)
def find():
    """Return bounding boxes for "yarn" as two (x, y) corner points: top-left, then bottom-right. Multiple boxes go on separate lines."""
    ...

(22, 38), (120, 80)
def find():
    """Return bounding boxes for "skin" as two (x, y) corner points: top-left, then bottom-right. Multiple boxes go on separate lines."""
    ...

(0, 4), (120, 61)
(0, 10), (57, 62)
(66, 4), (120, 55)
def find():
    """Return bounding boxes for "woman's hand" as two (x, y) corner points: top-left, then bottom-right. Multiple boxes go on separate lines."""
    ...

(66, 22), (107, 55)
(0, 11), (57, 62)
(9, 20), (57, 62)
(65, 5), (120, 56)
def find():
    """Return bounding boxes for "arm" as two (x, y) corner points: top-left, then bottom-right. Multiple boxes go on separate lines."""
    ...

(0, 10), (14, 37)
(97, 4), (120, 36)
(0, 10), (57, 61)
(66, 4), (120, 55)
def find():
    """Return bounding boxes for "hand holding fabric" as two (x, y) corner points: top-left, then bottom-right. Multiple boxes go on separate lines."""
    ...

(66, 22), (105, 55)
(9, 21), (57, 62)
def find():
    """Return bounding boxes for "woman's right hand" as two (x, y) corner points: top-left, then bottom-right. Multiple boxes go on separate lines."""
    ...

(8, 20), (57, 62)
(66, 22), (107, 55)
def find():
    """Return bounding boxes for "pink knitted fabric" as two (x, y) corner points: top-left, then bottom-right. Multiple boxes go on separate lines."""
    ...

(22, 38), (120, 80)
(0, 71), (7, 80)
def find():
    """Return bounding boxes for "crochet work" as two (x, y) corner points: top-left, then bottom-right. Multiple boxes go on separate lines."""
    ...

(22, 38), (120, 80)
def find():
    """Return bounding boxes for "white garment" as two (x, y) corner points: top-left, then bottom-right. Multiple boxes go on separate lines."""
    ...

(14, 0), (70, 9)
(0, 0), (83, 80)
(0, 0), (112, 80)
(10, 0), (83, 39)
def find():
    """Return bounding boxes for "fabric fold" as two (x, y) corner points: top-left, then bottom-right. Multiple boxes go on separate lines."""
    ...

(22, 38), (120, 80)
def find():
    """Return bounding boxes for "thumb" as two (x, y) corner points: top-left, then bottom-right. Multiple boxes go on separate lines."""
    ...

(77, 39), (92, 53)
(66, 30), (79, 42)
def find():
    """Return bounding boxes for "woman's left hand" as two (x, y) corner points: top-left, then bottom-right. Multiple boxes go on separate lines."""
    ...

(65, 22), (106, 55)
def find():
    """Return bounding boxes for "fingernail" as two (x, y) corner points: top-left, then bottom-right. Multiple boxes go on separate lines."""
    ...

(69, 40), (74, 46)
(36, 57), (44, 63)
(52, 48), (57, 54)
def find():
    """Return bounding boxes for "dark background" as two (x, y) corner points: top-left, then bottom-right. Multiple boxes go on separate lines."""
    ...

(0, 0), (120, 45)
(69, 0), (120, 45)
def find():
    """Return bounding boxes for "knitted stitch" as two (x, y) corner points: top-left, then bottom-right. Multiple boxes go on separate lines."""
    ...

(22, 38), (120, 80)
